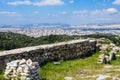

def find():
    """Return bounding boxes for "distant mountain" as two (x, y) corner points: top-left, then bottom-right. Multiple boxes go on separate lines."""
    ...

(0, 25), (13, 28)
(0, 23), (70, 28)
(21, 23), (70, 27)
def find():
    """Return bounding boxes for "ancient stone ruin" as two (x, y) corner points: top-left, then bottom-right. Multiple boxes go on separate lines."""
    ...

(98, 41), (120, 64)
(98, 54), (108, 64)
(4, 59), (40, 80)
(109, 51), (116, 61)
(0, 39), (97, 69)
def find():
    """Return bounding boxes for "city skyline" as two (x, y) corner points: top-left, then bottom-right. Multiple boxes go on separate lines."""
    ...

(0, 0), (120, 25)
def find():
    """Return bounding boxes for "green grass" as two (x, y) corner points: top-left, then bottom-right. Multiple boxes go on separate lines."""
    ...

(40, 52), (101, 80)
(1, 51), (120, 80)
(40, 51), (120, 80)
(0, 70), (6, 80)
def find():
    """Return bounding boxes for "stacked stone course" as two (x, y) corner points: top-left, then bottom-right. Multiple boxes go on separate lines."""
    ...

(0, 39), (97, 69)
(4, 59), (40, 80)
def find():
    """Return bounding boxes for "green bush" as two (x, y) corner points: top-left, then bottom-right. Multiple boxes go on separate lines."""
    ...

(0, 32), (80, 50)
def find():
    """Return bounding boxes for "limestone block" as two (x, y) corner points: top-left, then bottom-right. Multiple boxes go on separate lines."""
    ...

(96, 75), (110, 80)
(26, 78), (31, 80)
(98, 54), (107, 64)
(4, 59), (40, 80)
(19, 59), (26, 65)
(17, 66), (23, 73)
(20, 76), (27, 80)
(7, 61), (18, 67)
(109, 51), (116, 61)
(113, 47), (120, 52)
(53, 61), (61, 65)
(100, 45), (108, 52)
(64, 77), (73, 80)
(26, 59), (33, 66)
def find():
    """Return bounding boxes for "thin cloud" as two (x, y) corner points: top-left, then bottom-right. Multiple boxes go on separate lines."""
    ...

(112, 0), (120, 5)
(48, 13), (58, 17)
(7, 1), (32, 6)
(7, 0), (64, 6)
(59, 11), (67, 14)
(0, 11), (21, 17)
(33, 0), (64, 6)
(72, 8), (119, 22)
(73, 8), (118, 15)
(106, 8), (118, 13)
(34, 11), (39, 14)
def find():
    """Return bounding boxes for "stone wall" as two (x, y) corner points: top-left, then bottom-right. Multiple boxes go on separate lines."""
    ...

(0, 39), (97, 69)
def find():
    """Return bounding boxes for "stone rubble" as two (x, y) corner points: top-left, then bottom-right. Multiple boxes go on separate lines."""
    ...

(99, 45), (108, 53)
(96, 75), (110, 80)
(109, 51), (116, 61)
(64, 77), (73, 80)
(4, 59), (41, 80)
(53, 61), (61, 65)
(98, 54), (108, 64)
(97, 41), (120, 64)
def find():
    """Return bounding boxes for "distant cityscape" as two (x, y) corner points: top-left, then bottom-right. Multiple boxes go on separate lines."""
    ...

(0, 23), (120, 37)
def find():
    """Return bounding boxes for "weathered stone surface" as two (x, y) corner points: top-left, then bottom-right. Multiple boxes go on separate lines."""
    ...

(98, 54), (108, 64)
(113, 47), (120, 52)
(0, 39), (97, 69)
(96, 75), (110, 80)
(97, 40), (120, 64)
(7, 61), (18, 67)
(4, 59), (41, 80)
(99, 45), (108, 52)
(109, 51), (116, 61)
(53, 61), (61, 65)
(64, 77), (73, 80)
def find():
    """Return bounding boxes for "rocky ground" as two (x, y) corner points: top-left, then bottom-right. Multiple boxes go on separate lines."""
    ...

(40, 51), (120, 80)
(40, 38), (120, 80)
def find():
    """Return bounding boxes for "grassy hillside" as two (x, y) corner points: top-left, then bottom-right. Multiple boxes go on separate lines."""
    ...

(1, 33), (120, 80)
(1, 51), (120, 80)
(40, 51), (120, 80)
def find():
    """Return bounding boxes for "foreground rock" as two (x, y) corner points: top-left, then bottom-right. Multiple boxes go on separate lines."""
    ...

(96, 75), (110, 80)
(97, 40), (120, 64)
(4, 59), (41, 80)
(109, 51), (116, 61)
(64, 77), (73, 80)
(99, 45), (108, 53)
(98, 54), (108, 64)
